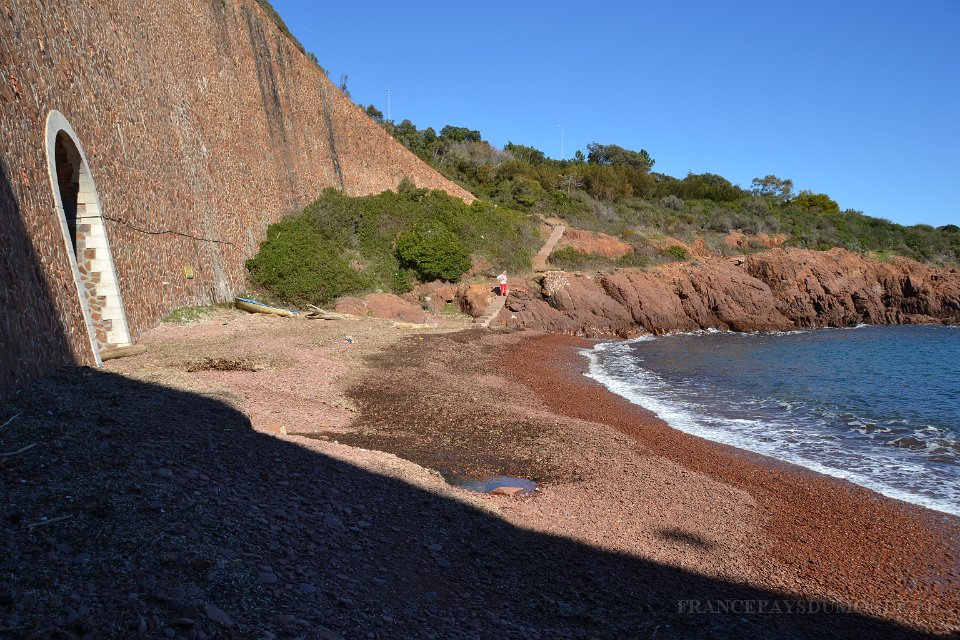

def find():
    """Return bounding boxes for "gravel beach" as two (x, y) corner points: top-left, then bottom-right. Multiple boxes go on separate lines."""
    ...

(1, 309), (956, 638)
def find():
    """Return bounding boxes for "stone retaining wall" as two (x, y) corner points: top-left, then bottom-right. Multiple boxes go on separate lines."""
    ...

(0, 0), (473, 395)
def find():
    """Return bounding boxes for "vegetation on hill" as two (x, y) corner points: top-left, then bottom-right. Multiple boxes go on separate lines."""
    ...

(360, 106), (958, 265)
(246, 183), (537, 305)
(252, 0), (305, 52)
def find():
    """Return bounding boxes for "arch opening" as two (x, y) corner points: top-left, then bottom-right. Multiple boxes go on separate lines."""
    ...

(54, 132), (81, 254)
(45, 112), (131, 364)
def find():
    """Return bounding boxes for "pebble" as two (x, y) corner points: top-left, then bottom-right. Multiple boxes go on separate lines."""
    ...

(157, 468), (174, 479)
(203, 603), (234, 628)
(258, 572), (278, 585)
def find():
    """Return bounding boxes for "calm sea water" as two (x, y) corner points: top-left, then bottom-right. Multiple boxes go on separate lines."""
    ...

(584, 325), (960, 516)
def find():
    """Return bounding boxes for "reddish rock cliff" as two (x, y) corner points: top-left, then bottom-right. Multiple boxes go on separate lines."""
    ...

(502, 249), (960, 336)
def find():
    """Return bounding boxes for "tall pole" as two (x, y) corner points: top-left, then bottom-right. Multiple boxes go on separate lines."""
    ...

(386, 89), (391, 121)
(557, 124), (563, 160)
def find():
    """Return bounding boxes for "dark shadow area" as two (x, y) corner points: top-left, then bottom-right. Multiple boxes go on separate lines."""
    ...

(54, 132), (81, 254)
(0, 368), (944, 639)
(0, 160), (76, 399)
(656, 528), (717, 551)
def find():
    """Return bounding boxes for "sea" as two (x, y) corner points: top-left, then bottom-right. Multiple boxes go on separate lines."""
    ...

(583, 325), (960, 517)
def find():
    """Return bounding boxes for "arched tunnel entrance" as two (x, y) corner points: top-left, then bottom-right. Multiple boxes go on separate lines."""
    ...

(45, 111), (131, 364)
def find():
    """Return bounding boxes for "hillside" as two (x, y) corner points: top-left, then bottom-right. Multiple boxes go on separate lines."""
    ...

(365, 113), (958, 266)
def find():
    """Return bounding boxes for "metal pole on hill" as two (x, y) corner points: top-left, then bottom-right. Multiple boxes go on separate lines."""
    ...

(557, 123), (563, 159)
(386, 89), (391, 121)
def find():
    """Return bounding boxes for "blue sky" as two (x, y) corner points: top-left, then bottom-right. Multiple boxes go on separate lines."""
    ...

(271, 0), (959, 227)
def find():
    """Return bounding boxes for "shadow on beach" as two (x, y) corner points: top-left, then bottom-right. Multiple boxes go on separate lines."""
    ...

(0, 160), (77, 398)
(0, 367), (943, 639)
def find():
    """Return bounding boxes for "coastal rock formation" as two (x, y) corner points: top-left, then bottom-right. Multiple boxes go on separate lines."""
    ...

(744, 249), (960, 327)
(335, 293), (427, 323)
(402, 280), (458, 314)
(457, 284), (496, 318)
(502, 248), (960, 335)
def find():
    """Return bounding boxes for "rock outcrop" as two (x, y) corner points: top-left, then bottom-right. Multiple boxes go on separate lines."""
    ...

(335, 293), (428, 323)
(457, 284), (497, 318)
(501, 248), (960, 336)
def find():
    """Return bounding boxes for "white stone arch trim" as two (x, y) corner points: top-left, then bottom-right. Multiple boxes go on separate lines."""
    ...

(44, 111), (132, 366)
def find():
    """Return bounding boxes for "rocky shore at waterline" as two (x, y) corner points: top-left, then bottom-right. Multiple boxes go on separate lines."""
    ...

(497, 248), (960, 336)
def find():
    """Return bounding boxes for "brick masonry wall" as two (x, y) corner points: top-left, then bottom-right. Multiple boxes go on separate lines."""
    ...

(0, 0), (474, 396)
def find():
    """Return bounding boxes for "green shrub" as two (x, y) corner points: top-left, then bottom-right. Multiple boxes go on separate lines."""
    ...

(396, 221), (471, 282)
(616, 252), (652, 268)
(548, 247), (610, 271)
(662, 245), (689, 261)
(870, 250), (898, 263)
(245, 216), (367, 305)
(660, 195), (684, 211)
(548, 246), (653, 271)
(375, 116), (956, 266)
(245, 187), (537, 305)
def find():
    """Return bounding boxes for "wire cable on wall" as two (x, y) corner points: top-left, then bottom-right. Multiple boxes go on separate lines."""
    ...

(77, 214), (237, 246)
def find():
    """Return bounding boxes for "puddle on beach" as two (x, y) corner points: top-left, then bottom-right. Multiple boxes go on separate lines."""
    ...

(288, 432), (539, 496)
(442, 474), (537, 495)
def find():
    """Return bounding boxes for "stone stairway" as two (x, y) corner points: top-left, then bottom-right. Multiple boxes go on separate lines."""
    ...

(472, 294), (507, 328)
(532, 225), (566, 271)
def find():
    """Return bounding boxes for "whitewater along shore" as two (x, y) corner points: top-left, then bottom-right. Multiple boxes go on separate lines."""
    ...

(1, 308), (957, 638)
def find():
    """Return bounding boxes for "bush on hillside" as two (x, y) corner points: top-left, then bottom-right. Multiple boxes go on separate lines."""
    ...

(660, 195), (684, 211)
(548, 247), (611, 271)
(396, 221), (471, 282)
(662, 245), (689, 261)
(245, 186), (538, 306)
(548, 247), (653, 272)
(245, 216), (367, 305)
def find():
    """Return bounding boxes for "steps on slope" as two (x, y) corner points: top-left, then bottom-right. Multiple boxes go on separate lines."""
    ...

(532, 225), (566, 272)
(473, 294), (508, 328)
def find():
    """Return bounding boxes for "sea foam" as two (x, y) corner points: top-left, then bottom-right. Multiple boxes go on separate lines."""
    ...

(582, 330), (960, 517)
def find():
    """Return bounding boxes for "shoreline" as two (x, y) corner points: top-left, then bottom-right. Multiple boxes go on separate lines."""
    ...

(578, 325), (960, 519)
(7, 311), (954, 637)
(496, 332), (959, 627)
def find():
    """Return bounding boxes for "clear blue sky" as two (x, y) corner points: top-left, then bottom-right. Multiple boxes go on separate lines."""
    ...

(271, 0), (959, 227)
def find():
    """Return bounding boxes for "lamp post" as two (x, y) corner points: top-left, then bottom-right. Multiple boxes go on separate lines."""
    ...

(386, 89), (391, 121)
(557, 124), (564, 160)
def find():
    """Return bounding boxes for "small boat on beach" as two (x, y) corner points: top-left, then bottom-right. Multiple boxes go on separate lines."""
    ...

(233, 297), (296, 317)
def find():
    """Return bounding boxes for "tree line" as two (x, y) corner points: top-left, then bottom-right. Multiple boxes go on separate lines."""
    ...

(361, 105), (958, 265)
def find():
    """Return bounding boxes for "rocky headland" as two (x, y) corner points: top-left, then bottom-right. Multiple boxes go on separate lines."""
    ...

(499, 248), (960, 336)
